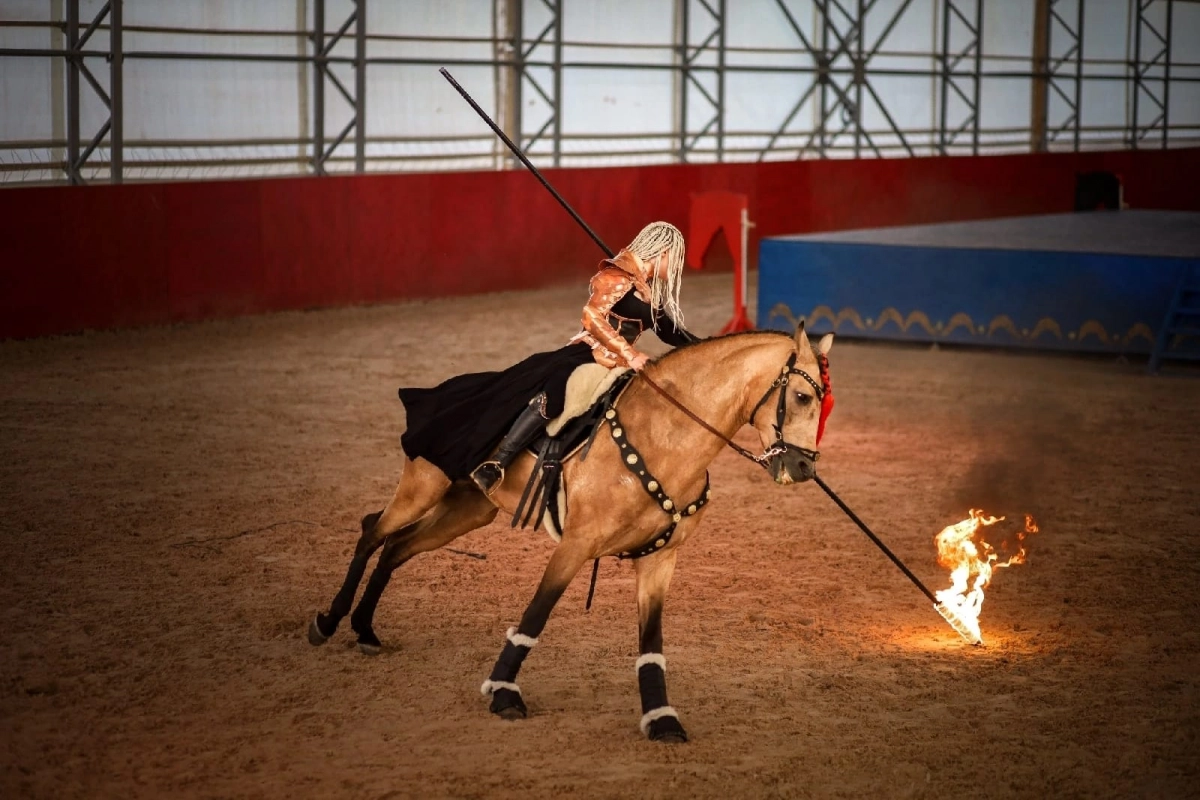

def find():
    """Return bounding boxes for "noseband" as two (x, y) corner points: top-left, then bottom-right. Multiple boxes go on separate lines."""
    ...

(639, 350), (825, 472)
(747, 352), (824, 468)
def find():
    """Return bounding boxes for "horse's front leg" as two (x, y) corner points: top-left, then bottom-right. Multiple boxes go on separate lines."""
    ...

(482, 541), (590, 720)
(634, 548), (687, 743)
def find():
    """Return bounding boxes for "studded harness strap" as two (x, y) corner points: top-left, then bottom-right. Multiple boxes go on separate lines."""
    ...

(602, 405), (712, 559)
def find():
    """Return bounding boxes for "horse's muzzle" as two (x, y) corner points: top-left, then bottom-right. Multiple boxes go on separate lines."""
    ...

(771, 448), (818, 485)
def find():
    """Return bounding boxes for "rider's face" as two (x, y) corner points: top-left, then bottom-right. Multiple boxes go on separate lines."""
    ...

(648, 251), (669, 281)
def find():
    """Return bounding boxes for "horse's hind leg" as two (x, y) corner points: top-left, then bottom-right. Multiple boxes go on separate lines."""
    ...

(482, 541), (590, 720)
(309, 457), (451, 645)
(350, 484), (498, 655)
(633, 549), (687, 743)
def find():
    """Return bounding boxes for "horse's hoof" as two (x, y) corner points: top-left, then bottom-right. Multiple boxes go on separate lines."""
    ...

(308, 613), (335, 646)
(490, 688), (527, 720)
(356, 628), (382, 656)
(647, 715), (688, 743)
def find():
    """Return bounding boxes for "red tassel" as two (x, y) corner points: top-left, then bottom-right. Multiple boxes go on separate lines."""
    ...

(816, 354), (834, 446)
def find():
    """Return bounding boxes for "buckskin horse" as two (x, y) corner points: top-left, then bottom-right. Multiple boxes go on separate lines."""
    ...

(308, 322), (834, 743)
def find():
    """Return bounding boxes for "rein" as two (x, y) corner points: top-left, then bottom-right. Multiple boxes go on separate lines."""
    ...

(638, 374), (773, 466)
(637, 351), (825, 470)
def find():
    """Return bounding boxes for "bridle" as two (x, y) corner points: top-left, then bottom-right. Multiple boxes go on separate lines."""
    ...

(638, 350), (829, 472)
(746, 351), (824, 467)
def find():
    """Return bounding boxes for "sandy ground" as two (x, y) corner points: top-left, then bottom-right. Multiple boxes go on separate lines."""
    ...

(2, 272), (1199, 799)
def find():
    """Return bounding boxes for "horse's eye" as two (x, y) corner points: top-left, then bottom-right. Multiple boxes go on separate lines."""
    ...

(795, 392), (813, 405)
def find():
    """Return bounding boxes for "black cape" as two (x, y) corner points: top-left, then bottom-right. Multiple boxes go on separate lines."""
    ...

(397, 293), (696, 480)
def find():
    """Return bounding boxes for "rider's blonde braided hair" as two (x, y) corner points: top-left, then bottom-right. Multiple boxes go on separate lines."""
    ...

(625, 221), (687, 329)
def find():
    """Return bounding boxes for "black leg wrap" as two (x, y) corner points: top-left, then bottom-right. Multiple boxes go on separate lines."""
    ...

(637, 656), (686, 742)
(489, 640), (532, 683)
(483, 631), (536, 720)
(638, 662), (669, 715)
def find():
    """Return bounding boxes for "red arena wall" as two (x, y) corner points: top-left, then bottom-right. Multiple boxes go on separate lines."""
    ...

(2, 147), (1197, 339)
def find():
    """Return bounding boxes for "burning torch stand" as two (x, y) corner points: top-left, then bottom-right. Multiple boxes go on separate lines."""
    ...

(719, 206), (756, 335)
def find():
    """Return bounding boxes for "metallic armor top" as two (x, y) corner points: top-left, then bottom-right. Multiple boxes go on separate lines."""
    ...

(570, 249), (697, 368)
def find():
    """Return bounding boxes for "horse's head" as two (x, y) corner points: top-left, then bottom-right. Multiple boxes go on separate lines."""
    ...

(749, 321), (834, 485)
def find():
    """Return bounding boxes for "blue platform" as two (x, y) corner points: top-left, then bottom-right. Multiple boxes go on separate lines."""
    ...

(758, 211), (1200, 354)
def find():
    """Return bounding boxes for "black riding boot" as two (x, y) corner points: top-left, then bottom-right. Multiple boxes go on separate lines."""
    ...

(471, 394), (549, 495)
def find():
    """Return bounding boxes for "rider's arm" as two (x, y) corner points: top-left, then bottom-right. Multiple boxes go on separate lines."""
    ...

(580, 268), (645, 368)
(651, 308), (701, 346)
(609, 292), (700, 348)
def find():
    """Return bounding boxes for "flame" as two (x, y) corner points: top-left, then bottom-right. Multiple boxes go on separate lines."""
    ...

(933, 509), (1038, 645)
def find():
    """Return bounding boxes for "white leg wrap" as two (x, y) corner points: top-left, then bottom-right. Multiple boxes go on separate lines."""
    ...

(639, 706), (679, 736)
(635, 652), (666, 672)
(480, 679), (522, 697)
(506, 626), (539, 649)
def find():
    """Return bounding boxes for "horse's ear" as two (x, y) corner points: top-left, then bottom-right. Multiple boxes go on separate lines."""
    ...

(794, 319), (810, 350)
(817, 332), (834, 355)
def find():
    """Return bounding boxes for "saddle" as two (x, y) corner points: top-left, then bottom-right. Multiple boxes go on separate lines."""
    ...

(511, 365), (636, 538)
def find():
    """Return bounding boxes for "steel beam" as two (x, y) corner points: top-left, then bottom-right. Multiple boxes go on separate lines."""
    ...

(312, 0), (365, 174)
(938, 0), (982, 155)
(313, 0), (325, 174)
(515, 0), (562, 166)
(678, 0), (725, 162)
(1043, 0), (1084, 151)
(64, 0), (121, 183)
(355, 0), (366, 172)
(1131, 0), (1173, 148)
(110, 0), (122, 181)
(1031, 0), (1049, 151)
(67, 1), (80, 184)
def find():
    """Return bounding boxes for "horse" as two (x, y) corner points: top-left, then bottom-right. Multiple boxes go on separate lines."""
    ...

(308, 322), (834, 743)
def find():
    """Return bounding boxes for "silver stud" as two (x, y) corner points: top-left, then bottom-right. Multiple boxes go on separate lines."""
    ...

(613, 428), (623, 438)
(687, 504), (697, 514)
(647, 480), (659, 492)
(605, 409), (616, 419)
(655, 538), (665, 548)
(626, 454), (638, 465)
(662, 499), (673, 511)
(672, 513), (682, 523)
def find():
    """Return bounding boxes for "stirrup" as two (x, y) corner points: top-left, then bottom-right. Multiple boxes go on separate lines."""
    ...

(471, 460), (505, 496)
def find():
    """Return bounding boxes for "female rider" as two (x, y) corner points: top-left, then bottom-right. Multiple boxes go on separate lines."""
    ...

(396, 221), (699, 495)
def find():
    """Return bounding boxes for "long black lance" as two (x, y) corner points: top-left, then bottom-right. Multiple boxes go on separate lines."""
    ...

(439, 68), (615, 261)
(439, 67), (978, 644)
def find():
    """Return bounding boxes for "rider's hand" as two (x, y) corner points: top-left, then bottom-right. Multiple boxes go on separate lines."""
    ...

(628, 353), (650, 372)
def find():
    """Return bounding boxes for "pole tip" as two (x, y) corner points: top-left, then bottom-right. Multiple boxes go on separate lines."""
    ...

(934, 602), (984, 646)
